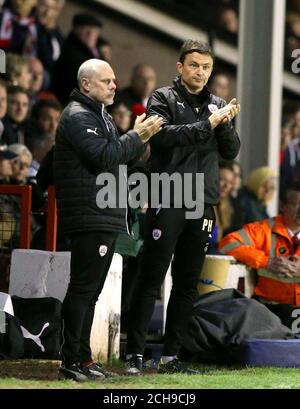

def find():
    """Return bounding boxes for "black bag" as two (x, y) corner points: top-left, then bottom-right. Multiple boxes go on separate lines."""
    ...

(180, 289), (294, 364)
(0, 311), (24, 359)
(12, 296), (62, 359)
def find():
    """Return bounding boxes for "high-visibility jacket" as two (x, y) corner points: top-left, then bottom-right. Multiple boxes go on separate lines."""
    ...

(218, 215), (300, 305)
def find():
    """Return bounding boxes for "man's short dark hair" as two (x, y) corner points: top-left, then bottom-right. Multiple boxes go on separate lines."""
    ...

(7, 85), (29, 98)
(179, 40), (215, 64)
(0, 79), (7, 91)
(281, 181), (300, 203)
(72, 13), (103, 29)
(219, 160), (234, 172)
(31, 99), (62, 121)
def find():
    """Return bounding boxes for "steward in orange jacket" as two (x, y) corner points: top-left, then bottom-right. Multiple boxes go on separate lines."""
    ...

(219, 182), (300, 307)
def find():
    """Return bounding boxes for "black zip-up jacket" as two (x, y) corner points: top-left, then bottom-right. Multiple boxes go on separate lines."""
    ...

(54, 89), (145, 235)
(148, 76), (240, 205)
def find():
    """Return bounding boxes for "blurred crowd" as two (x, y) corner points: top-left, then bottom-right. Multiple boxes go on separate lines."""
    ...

(141, 0), (300, 66)
(0, 0), (163, 293)
(285, 0), (300, 68)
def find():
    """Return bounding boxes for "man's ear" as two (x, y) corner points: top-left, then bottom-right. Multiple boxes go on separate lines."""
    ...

(176, 62), (183, 75)
(81, 78), (90, 93)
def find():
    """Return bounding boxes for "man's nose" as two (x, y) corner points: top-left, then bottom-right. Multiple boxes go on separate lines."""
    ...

(198, 67), (205, 76)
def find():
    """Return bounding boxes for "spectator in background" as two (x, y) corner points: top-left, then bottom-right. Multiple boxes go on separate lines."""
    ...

(36, 0), (65, 81)
(209, 73), (230, 102)
(0, 80), (7, 118)
(117, 64), (157, 117)
(2, 86), (30, 145)
(218, 7), (239, 34)
(236, 166), (277, 227)
(0, 0), (37, 56)
(282, 101), (300, 125)
(3, 143), (44, 246)
(281, 109), (300, 190)
(31, 98), (62, 138)
(107, 101), (131, 134)
(219, 182), (300, 330)
(216, 161), (235, 239)
(280, 124), (293, 165)
(26, 130), (54, 249)
(7, 143), (32, 183)
(0, 148), (18, 183)
(26, 131), (54, 182)
(281, 136), (300, 194)
(28, 57), (45, 104)
(51, 13), (103, 104)
(293, 122), (300, 140)
(4, 53), (32, 90)
(98, 37), (112, 63)
(294, 109), (300, 131)
(231, 159), (243, 199)
(0, 80), (7, 140)
(209, 161), (235, 253)
(209, 161), (244, 253)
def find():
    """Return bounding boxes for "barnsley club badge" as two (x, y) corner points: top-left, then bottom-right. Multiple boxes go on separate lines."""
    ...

(152, 229), (162, 240)
(99, 245), (108, 257)
(208, 104), (218, 113)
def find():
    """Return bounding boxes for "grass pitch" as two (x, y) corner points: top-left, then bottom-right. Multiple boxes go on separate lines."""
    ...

(0, 360), (300, 389)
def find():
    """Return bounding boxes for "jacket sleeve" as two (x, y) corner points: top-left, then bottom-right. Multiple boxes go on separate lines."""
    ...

(126, 142), (150, 171)
(147, 91), (213, 150)
(218, 222), (269, 269)
(65, 112), (145, 172)
(215, 99), (240, 160)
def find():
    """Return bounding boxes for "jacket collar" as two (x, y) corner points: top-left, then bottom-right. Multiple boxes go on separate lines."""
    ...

(173, 76), (211, 103)
(273, 215), (293, 242)
(69, 88), (104, 116)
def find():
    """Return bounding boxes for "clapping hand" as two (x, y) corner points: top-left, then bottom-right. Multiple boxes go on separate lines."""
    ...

(134, 113), (164, 143)
(208, 98), (241, 129)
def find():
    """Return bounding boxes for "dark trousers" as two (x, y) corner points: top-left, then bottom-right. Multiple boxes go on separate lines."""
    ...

(61, 231), (117, 365)
(126, 206), (215, 357)
(121, 254), (142, 332)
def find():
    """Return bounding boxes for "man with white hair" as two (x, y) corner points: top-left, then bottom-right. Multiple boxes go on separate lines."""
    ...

(54, 58), (163, 382)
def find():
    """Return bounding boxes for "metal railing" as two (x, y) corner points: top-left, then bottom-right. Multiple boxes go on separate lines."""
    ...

(0, 185), (32, 249)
